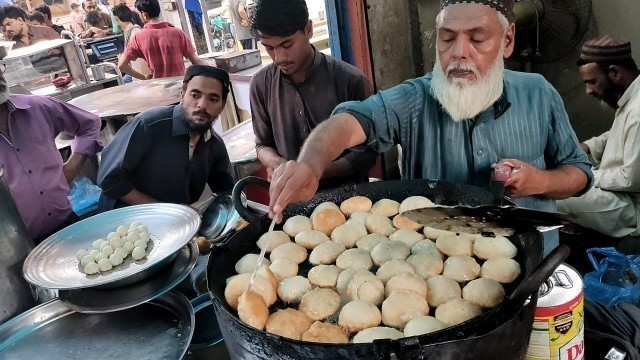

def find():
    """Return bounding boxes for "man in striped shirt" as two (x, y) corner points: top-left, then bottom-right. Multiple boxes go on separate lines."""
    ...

(268, 0), (593, 256)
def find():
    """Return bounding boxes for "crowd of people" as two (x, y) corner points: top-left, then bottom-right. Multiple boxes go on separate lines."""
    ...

(0, 0), (638, 262)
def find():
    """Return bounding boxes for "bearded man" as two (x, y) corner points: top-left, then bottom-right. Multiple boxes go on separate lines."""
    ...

(97, 65), (235, 210)
(267, 0), (593, 256)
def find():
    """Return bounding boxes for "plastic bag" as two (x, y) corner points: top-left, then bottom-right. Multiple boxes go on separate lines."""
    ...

(584, 247), (640, 307)
(67, 177), (102, 216)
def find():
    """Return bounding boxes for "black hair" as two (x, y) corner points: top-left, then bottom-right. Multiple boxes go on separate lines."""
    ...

(0, 5), (28, 24)
(85, 10), (103, 26)
(183, 66), (231, 100)
(70, 2), (80, 10)
(113, 4), (133, 23)
(28, 10), (46, 24)
(134, 0), (161, 18)
(82, 0), (97, 10)
(250, 0), (309, 38)
(577, 58), (639, 74)
(34, 4), (52, 20)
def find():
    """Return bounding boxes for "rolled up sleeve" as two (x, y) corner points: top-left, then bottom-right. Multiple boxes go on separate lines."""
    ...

(45, 97), (103, 155)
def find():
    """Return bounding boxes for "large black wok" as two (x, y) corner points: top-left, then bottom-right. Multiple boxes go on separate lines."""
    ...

(207, 178), (569, 360)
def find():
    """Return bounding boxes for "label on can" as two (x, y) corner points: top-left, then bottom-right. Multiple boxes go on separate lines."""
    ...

(526, 264), (585, 360)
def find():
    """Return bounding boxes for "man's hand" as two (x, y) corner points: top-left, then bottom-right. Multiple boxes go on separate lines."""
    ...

(90, 27), (106, 37)
(580, 143), (590, 154)
(266, 157), (287, 181)
(269, 161), (319, 219)
(493, 159), (547, 198)
(144, 73), (153, 80)
(62, 161), (82, 184)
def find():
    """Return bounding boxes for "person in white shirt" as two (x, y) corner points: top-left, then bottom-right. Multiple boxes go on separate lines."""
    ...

(558, 35), (640, 237)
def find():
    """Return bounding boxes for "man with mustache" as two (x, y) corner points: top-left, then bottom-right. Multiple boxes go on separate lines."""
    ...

(557, 36), (640, 238)
(0, 63), (102, 244)
(249, 0), (377, 188)
(0, 6), (60, 49)
(97, 65), (235, 210)
(268, 0), (593, 256)
(72, 0), (112, 38)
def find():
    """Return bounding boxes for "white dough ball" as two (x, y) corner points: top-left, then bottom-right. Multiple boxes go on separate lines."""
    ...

(399, 196), (435, 213)
(98, 258), (113, 271)
(392, 214), (423, 232)
(331, 222), (368, 248)
(349, 212), (371, 226)
(80, 254), (95, 267)
(94, 252), (107, 263)
(269, 258), (299, 282)
(356, 234), (389, 253)
(277, 275), (312, 303)
(100, 242), (109, 251)
(336, 268), (372, 296)
(109, 253), (124, 266)
(352, 327), (404, 343)
(385, 272), (428, 298)
(107, 232), (119, 241)
(309, 241), (345, 265)
(365, 214), (396, 236)
(411, 239), (444, 259)
(443, 256), (481, 283)
(295, 230), (330, 250)
(76, 249), (90, 261)
(137, 225), (148, 233)
(256, 231), (291, 253)
(225, 273), (277, 309)
(132, 246), (146, 260)
(481, 258), (521, 284)
(84, 262), (99, 275)
(347, 273), (385, 306)
(404, 316), (447, 337)
(389, 229), (424, 249)
(423, 227), (456, 240)
(335, 248), (373, 270)
(376, 259), (416, 284)
(138, 232), (150, 242)
(109, 237), (123, 248)
(102, 245), (114, 256)
(462, 278), (505, 308)
(134, 239), (148, 250)
(426, 275), (462, 308)
(338, 300), (382, 333)
(473, 236), (518, 260)
(129, 222), (142, 229)
(126, 233), (139, 243)
(381, 290), (429, 328)
(235, 254), (272, 274)
(308, 265), (341, 288)
(270, 242), (308, 264)
(114, 247), (128, 259)
(123, 242), (135, 254)
(340, 196), (373, 216)
(116, 225), (128, 237)
(311, 202), (340, 220)
(370, 199), (400, 217)
(283, 215), (313, 237)
(435, 298), (483, 326)
(299, 288), (341, 321)
(89, 249), (100, 258)
(92, 239), (105, 250)
(407, 252), (444, 279)
(370, 241), (410, 266)
(436, 234), (474, 257)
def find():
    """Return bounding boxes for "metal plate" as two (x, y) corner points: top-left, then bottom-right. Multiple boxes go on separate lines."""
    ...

(58, 242), (199, 313)
(200, 202), (228, 239)
(0, 291), (195, 360)
(23, 203), (201, 290)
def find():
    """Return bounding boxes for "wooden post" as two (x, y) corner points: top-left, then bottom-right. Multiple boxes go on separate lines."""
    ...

(345, 0), (374, 88)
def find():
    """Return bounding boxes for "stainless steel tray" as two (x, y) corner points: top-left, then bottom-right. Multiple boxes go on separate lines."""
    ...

(58, 242), (199, 313)
(23, 203), (201, 290)
(0, 291), (195, 360)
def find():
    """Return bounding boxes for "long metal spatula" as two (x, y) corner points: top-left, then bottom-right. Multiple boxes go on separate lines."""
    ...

(247, 214), (278, 291)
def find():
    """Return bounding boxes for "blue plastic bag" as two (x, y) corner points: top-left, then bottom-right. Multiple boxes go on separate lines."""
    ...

(67, 177), (102, 216)
(584, 247), (640, 307)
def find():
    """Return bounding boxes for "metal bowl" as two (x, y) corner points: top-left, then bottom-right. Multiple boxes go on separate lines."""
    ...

(23, 203), (201, 290)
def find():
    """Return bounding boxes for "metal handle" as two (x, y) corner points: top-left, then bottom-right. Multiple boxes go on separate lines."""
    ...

(232, 176), (270, 224)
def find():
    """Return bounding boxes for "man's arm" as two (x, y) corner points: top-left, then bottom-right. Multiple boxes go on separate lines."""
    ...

(592, 117), (640, 192)
(119, 54), (148, 80)
(582, 130), (610, 165)
(186, 50), (206, 66)
(238, 0), (250, 26)
(257, 147), (286, 180)
(250, 76), (287, 178)
(498, 160), (588, 199)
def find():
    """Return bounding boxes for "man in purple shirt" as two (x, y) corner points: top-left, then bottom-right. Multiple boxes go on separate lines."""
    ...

(0, 67), (103, 243)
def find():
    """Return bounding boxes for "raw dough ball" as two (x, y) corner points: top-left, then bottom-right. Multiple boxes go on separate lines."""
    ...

(347, 273), (385, 306)
(295, 230), (330, 250)
(436, 234), (474, 257)
(100, 242), (110, 252)
(270, 242), (308, 264)
(376, 259), (416, 284)
(338, 300), (382, 333)
(131, 247), (146, 260)
(237, 290), (269, 330)
(102, 245), (114, 256)
(94, 252), (107, 263)
(114, 247), (127, 259)
(109, 253), (124, 266)
(257, 265), (278, 289)
(335, 248), (373, 270)
(352, 327), (404, 343)
(365, 214), (396, 236)
(92, 239), (105, 250)
(481, 258), (521, 284)
(299, 288), (341, 320)
(423, 227), (456, 240)
(80, 254), (95, 267)
(107, 232), (119, 241)
(277, 275), (312, 303)
(399, 196), (435, 213)
(392, 214), (423, 232)
(404, 316), (447, 337)
(340, 196), (373, 215)
(407, 252), (444, 279)
(311, 202), (340, 219)
(313, 208), (346, 235)
(443, 256), (481, 282)
(138, 232), (150, 242)
(301, 321), (349, 344)
(308, 265), (341, 288)
(137, 225), (148, 233)
(235, 254), (272, 274)
(123, 242), (135, 254)
(381, 290), (429, 328)
(98, 258), (113, 272)
(84, 262), (99, 275)
(134, 239), (148, 249)
(371, 199), (400, 217)
(269, 258), (299, 282)
(309, 241), (345, 265)
(129, 221), (142, 229)
(473, 236), (518, 260)
(116, 225), (128, 237)
(126, 232), (139, 244)
(128, 227), (141, 236)
(256, 231), (291, 253)
(331, 222), (368, 248)
(109, 237), (123, 248)
(356, 234), (389, 253)
(76, 249), (90, 262)
(349, 212), (371, 226)
(426, 275), (462, 308)
(266, 308), (314, 340)
(283, 215), (313, 237)
(89, 249), (100, 257)
(370, 241), (410, 266)
(389, 229), (424, 248)
(411, 239), (443, 259)
(336, 268), (372, 296)
(435, 298), (483, 326)
(462, 278), (505, 308)
(225, 273), (277, 309)
(385, 272), (428, 298)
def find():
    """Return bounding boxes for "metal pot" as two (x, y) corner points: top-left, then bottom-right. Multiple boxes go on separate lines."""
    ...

(0, 167), (37, 325)
(89, 64), (106, 81)
(205, 177), (569, 359)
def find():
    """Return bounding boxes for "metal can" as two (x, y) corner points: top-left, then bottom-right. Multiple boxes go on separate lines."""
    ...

(526, 263), (585, 360)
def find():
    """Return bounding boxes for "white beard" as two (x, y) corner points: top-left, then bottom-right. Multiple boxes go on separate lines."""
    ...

(431, 53), (505, 122)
